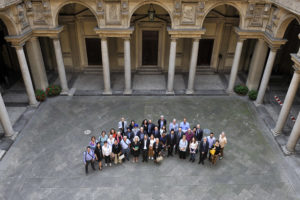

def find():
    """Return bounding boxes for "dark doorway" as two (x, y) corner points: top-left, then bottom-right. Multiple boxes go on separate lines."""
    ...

(142, 31), (158, 65)
(197, 39), (214, 66)
(85, 38), (102, 65)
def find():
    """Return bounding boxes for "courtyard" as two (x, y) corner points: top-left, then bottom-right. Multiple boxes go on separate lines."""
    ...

(0, 95), (299, 199)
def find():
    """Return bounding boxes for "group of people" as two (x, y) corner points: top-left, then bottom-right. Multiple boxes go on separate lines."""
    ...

(83, 116), (228, 174)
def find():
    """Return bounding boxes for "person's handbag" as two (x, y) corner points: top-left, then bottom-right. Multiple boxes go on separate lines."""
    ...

(119, 154), (125, 161)
(156, 156), (163, 162)
(209, 149), (216, 155)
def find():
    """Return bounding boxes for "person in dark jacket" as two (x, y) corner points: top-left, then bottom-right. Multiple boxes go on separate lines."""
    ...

(112, 139), (122, 164)
(195, 124), (203, 143)
(158, 115), (167, 130)
(141, 119), (149, 135)
(167, 129), (177, 157)
(198, 137), (209, 165)
(94, 142), (103, 170)
(153, 138), (162, 163)
(140, 134), (150, 162)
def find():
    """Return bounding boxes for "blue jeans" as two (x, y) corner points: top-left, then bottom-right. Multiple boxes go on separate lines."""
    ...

(122, 148), (130, 160)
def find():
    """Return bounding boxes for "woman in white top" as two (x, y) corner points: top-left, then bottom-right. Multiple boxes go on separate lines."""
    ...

(189, 137), (198, 162)
(107, 135), (115, 149)
(179, 135), (188, 159)
(102, 141), (112, 166)
(219, 132), (227, 160)
(148, 134), (155, 160)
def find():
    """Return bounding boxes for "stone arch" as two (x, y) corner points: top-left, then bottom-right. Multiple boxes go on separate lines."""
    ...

(129, 1), (173, 28)
(201, 2), (244, 29)
(275, 14), (300, 39)
(54, 0), (99, 27)
(0, 13), (19, 36)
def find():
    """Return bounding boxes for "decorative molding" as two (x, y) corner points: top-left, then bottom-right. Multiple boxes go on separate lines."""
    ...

(105, 2), (121, 25)
(94, 27), (133, 38)
(167, 27), (206, 39)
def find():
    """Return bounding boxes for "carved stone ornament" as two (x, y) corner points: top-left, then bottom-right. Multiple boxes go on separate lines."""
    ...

(196, 1), (205, 16)
(246, 4), (264, 27)
(181, 3), (196, 24)
(16, 3), (29, 30)
(173, 0), (181, 17)
(121, 0), (129, 16)
(96, 0), (105, 16)
(266, 7), (279, 33)
(105, 2), (121, 25)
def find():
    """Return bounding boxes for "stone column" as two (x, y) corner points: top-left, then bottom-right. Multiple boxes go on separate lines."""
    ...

(0, 92), (15, 137)
(124, 37), (132, 94)
(15, 45), (38, 106)
(26, 37), (49, 90)
(52, 38), (69, 93)
(186, 38), (200, 94)
(167, 38), (177, 94)
(246, 39), (269, 90)
(227, 39), (245, 93)
(255, 49), (277, 105)
(283, 112), (300, 154)
(271, 69), (300, 136)
(100, 37), (112, 94)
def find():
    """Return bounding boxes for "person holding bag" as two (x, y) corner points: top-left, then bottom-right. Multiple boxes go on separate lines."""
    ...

(83, 146), (96, 174)
(153, 138), (162, 163)
(94, 142), (103, 170)
(112, 139), (122, 164)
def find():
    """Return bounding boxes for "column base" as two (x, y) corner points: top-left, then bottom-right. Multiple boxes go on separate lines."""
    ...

(60, 89), (70, 96)
(0, 150), (6, 161)
(271, 128), (280, 136)
(123, 89), (132, 95)
(5, 131), (18, 138)
(103, 90), (112, 95)
(185, 89), (194, 95)
(29, 101), (40, 108)
(166, 90), (175, 95)
(253, 101), (262, 107)
(226, 89), (234, 95)
(281, 145), (294, 155)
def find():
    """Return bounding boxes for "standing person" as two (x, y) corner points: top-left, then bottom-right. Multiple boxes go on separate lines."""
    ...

(153, 138), (162, 163)
(195, 124), (203, 143)
(160, 132), (167, 156)
(102, 141), (112, 167)
(125, 127), (133, 141)
(179, 135), (188, 159)
(185, 128), (194, 143)
(129, 120), (135, 131)
(147, 120), (155, 136)
(167, 129), (177, 157)
(107, 134), (115, 149)
(158, 115), (167, 131)
(83, 146), (96, 174)
(120, 136), (131, 161)
(137, 127), (146, 141)
(219, 132), (227, 160)
(189, 137), (198, 162)
(99, 131), (108, 147)
(118, 117), (127, 135)
(153, 126), (161, 139)
(175, 127), (184, 154)
(160, 125), (167, 136)
(169, 119), (179, 133)
(89, 136), (97, 152)
(132, 124), (139, 138)
(140, 135), (150, 162)
(110, 128), (117, 138)
(207, 132), (216, 161)
(141, 119), (148, 135)
(210, 140), (221, 165)
(94, 142), (103, 170)
(198, 137), (209, 165)
(180, 118), (190, 133)
(112, 139), (122, 164)
(148, 134), (155, 160)
(132, 136), (140, 163)
(115, 131), (123, 143)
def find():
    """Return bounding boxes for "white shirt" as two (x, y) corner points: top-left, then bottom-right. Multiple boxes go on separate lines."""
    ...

(107, 138), (115, 148)
(150, 139), (155, 147)
(102, 145), (112, 156)
(143, 140), (147, 149)
(189, 141), (198, 150)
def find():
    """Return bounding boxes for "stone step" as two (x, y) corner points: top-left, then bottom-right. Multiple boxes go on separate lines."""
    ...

(196, 67), (215, 75)
(137, 66), (163, 74)
(83, 66), (103, 74)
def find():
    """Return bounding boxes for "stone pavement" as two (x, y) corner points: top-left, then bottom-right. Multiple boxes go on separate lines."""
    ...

(0, 96), (299, 199)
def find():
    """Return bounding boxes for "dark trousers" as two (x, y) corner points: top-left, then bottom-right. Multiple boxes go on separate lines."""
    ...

(168, 145), (174, 156)
(190, 152), (196, 161)
(179, 150), (186, 159)
(175, 143), (180, 154)
(199, 152), (207, 164)
(85, 160), (95, 174)
(142, 149), (148, 161)
(104, 156), (111, 164)
(122, 148), (130, 161)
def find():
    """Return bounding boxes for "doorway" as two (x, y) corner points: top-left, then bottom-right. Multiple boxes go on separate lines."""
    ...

(197, 39), (214, 66)
(142, 30), (159, 66)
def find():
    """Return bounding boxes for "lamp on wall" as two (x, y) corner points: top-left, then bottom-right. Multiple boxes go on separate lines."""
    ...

(148, 4), (155, 21)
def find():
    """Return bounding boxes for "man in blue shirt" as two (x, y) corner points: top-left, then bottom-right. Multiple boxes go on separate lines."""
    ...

(180, 118), (190, 133)
(120, 136), (131, 161)
(83, 146), (96, 174)
(169, 118), (179, 133)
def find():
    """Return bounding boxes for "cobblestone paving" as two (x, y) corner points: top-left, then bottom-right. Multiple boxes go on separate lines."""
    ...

(0, 96), (299, 200)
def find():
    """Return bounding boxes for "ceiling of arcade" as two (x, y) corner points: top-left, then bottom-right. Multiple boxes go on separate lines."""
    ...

(0, 0), (298, 43)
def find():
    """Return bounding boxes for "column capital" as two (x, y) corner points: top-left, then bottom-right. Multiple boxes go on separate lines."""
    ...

(192, 38), (200, 42)
(123, 36), (131, 41)
(13, 44), (25, 50)
(29, 36), (38, 42)
(170, 37), (178, 42)
(100, 36), (108, 41)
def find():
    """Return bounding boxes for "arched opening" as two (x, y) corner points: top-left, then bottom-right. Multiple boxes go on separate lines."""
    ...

(54, 3), (100, 73)
(201, 4), (240, 73)
(130, 3), (171, 74)
(0, 19), (21, 92)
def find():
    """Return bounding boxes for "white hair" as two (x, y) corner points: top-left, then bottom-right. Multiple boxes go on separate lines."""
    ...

(134, 136), (140, 141)
(160, 115), (164, 118)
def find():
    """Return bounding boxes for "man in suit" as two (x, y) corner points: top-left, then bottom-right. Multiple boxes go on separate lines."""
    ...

(118, 117), (127, 135)
(195, 124), (203, 143)
(198, 137), (209, 165)
(137, 127), (146, 140)
(140, 135), (150, 162)
(125, 127), (133, 142)
(152, 126), (161, 139)
(158, 115), (167, 130)
(147, 119), (155, 136)
(175, 127), (184, 154)
(167, 129), (177, 157)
